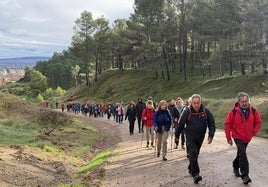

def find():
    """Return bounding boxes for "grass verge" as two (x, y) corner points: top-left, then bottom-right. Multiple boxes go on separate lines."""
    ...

(77, 150), (112, 177)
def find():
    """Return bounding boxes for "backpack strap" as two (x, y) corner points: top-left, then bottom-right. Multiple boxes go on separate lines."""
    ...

(187, 106), (191, 121)
(187, 106), (207, 120)
(175, 105), (186, 116)
(232, 106), (256, 115)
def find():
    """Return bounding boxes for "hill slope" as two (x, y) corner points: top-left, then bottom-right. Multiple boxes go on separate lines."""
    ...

(69, 69), (268, 102)
(64, 68), (268, 137)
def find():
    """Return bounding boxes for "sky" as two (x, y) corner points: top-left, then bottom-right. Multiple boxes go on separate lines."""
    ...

(0, 0), (134, 59)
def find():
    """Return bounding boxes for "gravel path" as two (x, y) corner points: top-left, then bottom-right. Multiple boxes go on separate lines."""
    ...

(97, 117), (268, 187)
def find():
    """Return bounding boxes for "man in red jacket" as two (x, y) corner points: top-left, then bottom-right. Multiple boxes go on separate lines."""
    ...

(225, 92), (262, 185)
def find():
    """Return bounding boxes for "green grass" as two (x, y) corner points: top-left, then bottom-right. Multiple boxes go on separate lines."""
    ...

(61, 68), (268, 138)
(0, 119), (40, 144)
(0, 117), (100, 155)
(77, 150), (111, 176)
(69, 68), (268, 103)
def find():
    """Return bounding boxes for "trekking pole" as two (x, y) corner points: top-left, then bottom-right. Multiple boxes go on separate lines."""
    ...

(141, 128), (144, 147)
(171, 126), (174, 153)
(154, 130), (157, 157)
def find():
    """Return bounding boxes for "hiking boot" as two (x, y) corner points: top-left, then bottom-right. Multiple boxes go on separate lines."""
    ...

(151, 143), (154, 148)
(163, 156), (167, 161)
(233, 168), (241, 177)
(241, 175), (252, 185)
(146, 142), (149, 148)
(193, 175), (202, 184)
(157, 152), (160, 157)
(181, 145), (185, 150)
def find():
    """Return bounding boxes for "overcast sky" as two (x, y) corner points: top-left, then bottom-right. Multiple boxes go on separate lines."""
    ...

(0, 0), (134, 59)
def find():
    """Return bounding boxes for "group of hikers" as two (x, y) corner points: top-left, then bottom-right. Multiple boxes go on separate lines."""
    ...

(59, 92), (262, 185)
(60, 102), (124, 120)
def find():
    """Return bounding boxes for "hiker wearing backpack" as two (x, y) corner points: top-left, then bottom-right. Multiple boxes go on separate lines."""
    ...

(175, 94), (216, 184)
(153, 100), (173, 161)
(142, 100), (155, 147)
(224, 92), (262, 185)
(125, 102), (137, 135)
(173, 97), (186, 149)
(136, 98), (146, 133)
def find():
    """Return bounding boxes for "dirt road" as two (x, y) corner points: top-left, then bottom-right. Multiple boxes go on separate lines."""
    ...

(0, 112), (267, 187)
(96, 117), (268, 187)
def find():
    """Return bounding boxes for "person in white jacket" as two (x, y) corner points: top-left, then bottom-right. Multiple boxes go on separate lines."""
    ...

(117, 101), (125, 124)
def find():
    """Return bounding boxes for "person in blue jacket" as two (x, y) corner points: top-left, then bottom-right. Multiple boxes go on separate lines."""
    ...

(153, 100), (172, 161)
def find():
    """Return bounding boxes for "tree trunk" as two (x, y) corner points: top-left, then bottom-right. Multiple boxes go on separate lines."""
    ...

(95, 46), (100, 82)
(190, 31), (195, 71)
(229, 59), (233, 76)
(118, 52), (124, 71)
(162, 45), (170, 80)
(85, 71), (91, 86)
(180, 0), (187, 81)
(178, 41), (183, 72)
(240, 62), (246, 75)
(182, 32), (187, 81)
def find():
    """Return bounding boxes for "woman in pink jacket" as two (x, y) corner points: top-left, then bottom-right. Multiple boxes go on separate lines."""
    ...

(142, 100), (155, 148)
(225, 92), (262, 185)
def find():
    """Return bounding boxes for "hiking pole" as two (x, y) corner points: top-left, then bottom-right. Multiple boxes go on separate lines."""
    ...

(171, 126), (174, 153)
(141, 128), (144, 147)
(154, 130), (157, 157)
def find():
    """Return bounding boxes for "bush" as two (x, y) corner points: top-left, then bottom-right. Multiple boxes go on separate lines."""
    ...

(54, 86), (66, 97)
(36, 94), (44, 102)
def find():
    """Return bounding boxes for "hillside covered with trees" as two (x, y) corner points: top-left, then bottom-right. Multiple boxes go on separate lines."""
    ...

(29, 0), (268, 92)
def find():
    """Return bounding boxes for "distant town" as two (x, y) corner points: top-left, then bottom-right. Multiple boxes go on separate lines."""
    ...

(0, 57), (49, 85)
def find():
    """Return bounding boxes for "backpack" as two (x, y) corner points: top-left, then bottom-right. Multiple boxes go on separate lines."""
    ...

(187, 106), (208, 121)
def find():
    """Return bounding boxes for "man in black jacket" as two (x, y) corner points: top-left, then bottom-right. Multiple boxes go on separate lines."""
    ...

(136, 98), (146, 133)
(175, 94), (216, 184)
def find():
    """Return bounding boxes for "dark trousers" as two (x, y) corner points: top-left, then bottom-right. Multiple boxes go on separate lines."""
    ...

(107, 113), (111, 119)
(175, 129), (185, 146)
(137, 115), (144, 131)
(187, 139), (203, 177)
(233, 139), (249, 176)
(119, 115), (123, 123)
(129, 120), (135, 134)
